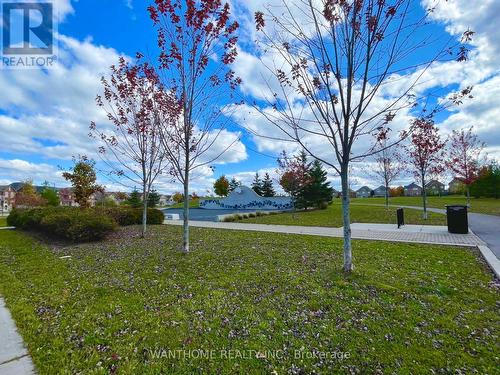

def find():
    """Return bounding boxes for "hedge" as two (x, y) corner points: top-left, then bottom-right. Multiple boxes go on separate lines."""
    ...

(98, 207), (164, 226)
(7, 207), (164, 242)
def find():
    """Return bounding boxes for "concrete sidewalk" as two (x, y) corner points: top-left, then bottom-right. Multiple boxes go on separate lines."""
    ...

(164, 220), (485, 247)
(351, 203), (500, 259)
(0, 298), (36, 375)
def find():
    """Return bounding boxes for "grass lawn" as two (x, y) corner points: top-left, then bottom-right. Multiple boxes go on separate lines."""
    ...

(0, 217), (6, 227)
(237, 203), (446, 227)
(352, 196), (500, 216)
(0, 226), (498, 374)
(170, 199), (200, 209)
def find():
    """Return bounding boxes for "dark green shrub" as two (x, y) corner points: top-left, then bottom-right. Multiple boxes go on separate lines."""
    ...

(40, 211), (116, 242)
(100, 207), (164, 226)
(318, 201), (329, 210)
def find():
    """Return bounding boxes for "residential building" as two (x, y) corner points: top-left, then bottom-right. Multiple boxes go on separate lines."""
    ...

(0, 185), (16, 213)
(336, 189), (357, 198)
(404, 182), (422, 197)
(356, 186), (372, 198)
(448, 177), (465, 194)
(372, 185), (387, 198)
(159, 194), (174, 206)
(425, 180), (445, 196)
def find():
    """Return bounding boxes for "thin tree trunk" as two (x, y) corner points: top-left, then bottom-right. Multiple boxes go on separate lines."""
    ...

(182, 167), (190, 253)
(141, 182), (148, 238)
(142, 198), (148, 238)
(341, 167), (353, 273)
(385, 182), (389, 209)
(422, 176), (428, 220)
(466, 185), (470, 207)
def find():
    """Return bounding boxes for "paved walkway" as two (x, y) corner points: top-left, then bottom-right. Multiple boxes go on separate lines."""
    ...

(352, 203), (500, 259)
(164, 220), (485, 247)
(0, 298), (36, 375)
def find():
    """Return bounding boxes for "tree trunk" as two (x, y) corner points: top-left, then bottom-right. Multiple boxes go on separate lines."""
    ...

(182, 168), (190, 253)
(421, 176), (428, 220)
(141, 184), (148, 238)
(385, 182), (389, 209)
(466, 185), (471, 207)
(341, 167), (353, 273)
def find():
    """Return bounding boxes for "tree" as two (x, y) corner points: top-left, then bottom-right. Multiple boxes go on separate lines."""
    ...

(62, 157), (103, 209)
(90, 57), (169, 238)
(14, 180), (46, 208)
(251, 173), (264, 196)
(446, 127), (486, 206)
(470, 163), (500, 198)
(150, 0), (241, 253)
(278, 150), (311, 209)
(228, 177), (241, 193)
(252, 1), (472, 272)
(172, 192), (184, 204)
(261, 173), (276, 197)
(389, 186), (404, 197)
(214, 176), (230, 197)
(372, 131), (404, 208)
(406, 119), (446, 219)
(302, 160), (334, 208)
(41, 184), (60, 207)
(147, 189), (161, 208)
(127, 189), (143, 208)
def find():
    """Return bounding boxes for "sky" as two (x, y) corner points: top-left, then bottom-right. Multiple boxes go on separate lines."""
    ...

(0, 0), (499, 195)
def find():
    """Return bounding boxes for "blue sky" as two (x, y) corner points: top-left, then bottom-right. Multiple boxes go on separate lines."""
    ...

(0, 0), (499, 194)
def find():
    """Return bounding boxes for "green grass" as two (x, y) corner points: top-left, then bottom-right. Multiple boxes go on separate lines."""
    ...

(170, 199), (200, 209)
(352, 196), (500, 216)
(237, 203), (446, 227)
(0, 217), (6, 227)
(0, 226), (497, 374)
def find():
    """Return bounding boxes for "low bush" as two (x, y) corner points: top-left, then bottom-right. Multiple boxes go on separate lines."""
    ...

(100, 207), (164, 226)
(8, 208), (116, 242)
(7, 206), (164, 242)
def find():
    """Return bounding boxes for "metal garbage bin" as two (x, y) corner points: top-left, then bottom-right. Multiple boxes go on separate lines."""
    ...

(446, 205), (468, 234)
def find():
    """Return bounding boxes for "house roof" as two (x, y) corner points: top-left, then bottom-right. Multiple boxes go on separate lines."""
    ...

(404, 182), (422, 189)
(374, 185), (387, 191)
(356, 186), (372, 193)
(425, 179), (444, 188)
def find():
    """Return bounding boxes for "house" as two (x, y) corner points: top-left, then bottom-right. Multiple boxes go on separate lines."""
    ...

(356, 186), (372, 198)
(404, 182), (422, 197)
(425, 180), (445, 196)
(0, 185), (16, 213)
(159, 194), (174, 206)
(336, 189), (357, 198)
(448, 177), (465, 194)
(58, 188), (78, 207)
(372, 185), (387, 198)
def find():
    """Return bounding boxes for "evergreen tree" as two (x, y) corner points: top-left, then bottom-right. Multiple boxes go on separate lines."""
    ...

(228, 177), (241, 193)
(41, 185), (60, 206)
(147, 189), (161, 207)
(127, 188), (143, 208)
(261, 173), (276, 197)
(251, 172), (264, 196)
(301, 160), (334, 208)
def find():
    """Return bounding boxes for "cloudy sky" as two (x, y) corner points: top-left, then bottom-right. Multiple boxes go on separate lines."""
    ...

(0, 0), (498, 194)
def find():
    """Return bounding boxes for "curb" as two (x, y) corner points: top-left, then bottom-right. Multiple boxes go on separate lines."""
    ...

(477, 245), (500, 278)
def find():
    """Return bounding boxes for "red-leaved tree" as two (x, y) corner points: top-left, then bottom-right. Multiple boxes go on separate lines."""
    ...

(90, 57), (171, 237)
(277, 150), (312, 209)
(406, 119), (446, 219)
(149, 0), (241, 252)
(446, 126), (486, 206)
(252, 0), (472, 272)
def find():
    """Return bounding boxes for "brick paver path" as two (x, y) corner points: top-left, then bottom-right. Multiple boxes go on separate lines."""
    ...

(164, 220), (485, 247)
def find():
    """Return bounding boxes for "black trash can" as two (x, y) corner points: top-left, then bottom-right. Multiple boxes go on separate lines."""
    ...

(446, 205), (468, 234)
